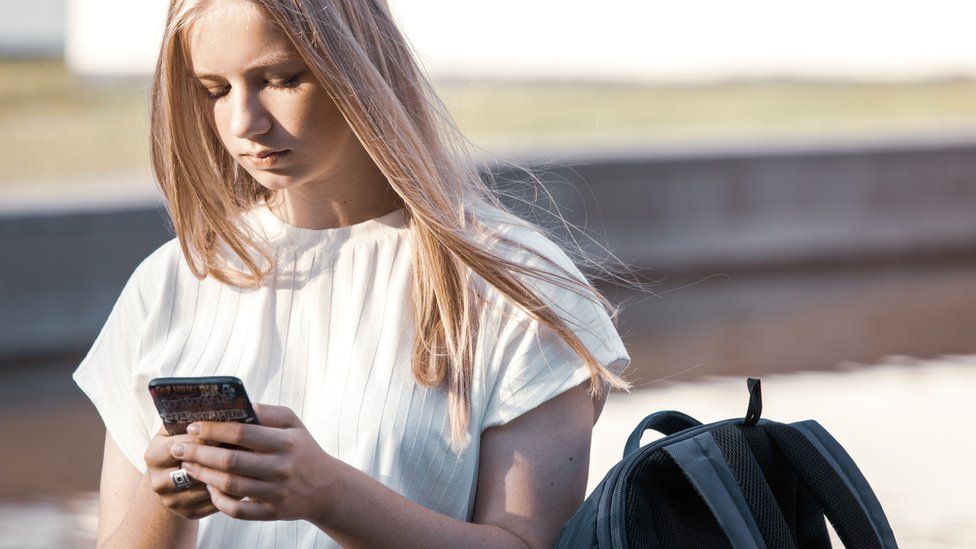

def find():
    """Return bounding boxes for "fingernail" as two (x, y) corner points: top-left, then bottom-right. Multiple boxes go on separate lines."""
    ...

(171, 444), (184, 457)
(187, 424), (200, 436)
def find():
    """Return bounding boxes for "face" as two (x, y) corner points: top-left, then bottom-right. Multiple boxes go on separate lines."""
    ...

(185, 0), (354, 193)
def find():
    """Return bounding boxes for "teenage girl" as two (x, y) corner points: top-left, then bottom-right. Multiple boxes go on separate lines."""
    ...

(73, 0), (634, 547)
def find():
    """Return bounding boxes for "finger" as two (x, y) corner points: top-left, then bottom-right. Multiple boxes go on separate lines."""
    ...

(186, 421), (283, 453)
(173, 443), (282, 479)
(145, 433), (210, 467)
(170, 491), (217, 520)
(208, 485), (275, 521)
(149, 466), (211, 496)
(187, 466), (278, 501)
(251, 403), (301, 429)
(155, 486), (210, 512)
(170, 485), (211, 507)
(188, 502), (219, 520)
(182, 461), (278, 500)
(184, 488), (214, 505)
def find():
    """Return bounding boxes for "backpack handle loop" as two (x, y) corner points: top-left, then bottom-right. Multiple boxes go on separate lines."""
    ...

(743, 377), (763, 426)
(623, 410), (702, 458)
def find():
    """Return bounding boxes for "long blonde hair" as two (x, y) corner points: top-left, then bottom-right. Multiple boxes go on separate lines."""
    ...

(150, 0), (643, 450)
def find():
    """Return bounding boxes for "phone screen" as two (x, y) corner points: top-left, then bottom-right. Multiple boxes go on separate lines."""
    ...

(148, 376), (260, 450)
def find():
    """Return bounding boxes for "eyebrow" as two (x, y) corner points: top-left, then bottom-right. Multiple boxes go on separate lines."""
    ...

(191, 52), (302, 79)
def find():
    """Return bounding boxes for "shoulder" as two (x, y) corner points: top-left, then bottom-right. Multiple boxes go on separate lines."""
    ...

(468, 202), (598, 317)
(469, 202), (587, 287)
(140, 236), (182, 271)
(471, 203), (632, 431)
(119, 237), (183, 315)
(470, 203), (572, 260)
(130, 237), (182, 285)
(465, 205), (631, 383)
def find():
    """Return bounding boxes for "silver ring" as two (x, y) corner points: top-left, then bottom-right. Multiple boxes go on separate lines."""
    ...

(170, 467), (194, 490)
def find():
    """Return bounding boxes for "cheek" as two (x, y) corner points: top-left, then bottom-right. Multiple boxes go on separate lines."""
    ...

(286, 91), (346, 144)
(274, 95), (324, 139)
(210, 106), (235, 147)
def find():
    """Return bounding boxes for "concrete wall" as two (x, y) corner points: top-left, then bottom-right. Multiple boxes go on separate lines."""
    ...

(1, 206), (173, 361)
(496, 135), (976, 273)
(4, 137), (976, 362)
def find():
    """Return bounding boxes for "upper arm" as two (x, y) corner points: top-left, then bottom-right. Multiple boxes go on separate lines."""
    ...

(472, 380), (598, 549)
(96, 431), (143, 547)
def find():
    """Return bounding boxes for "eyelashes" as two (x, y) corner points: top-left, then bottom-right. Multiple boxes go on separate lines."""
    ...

(204, 74), (302, 101)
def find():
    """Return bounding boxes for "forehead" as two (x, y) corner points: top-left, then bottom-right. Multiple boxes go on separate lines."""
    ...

(185, 0), (298, 76)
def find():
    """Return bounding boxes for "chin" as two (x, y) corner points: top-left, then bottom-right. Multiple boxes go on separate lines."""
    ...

(254, 173), (302, 191)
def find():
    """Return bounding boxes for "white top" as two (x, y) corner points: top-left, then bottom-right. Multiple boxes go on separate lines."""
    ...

(72, 198), (631, 548)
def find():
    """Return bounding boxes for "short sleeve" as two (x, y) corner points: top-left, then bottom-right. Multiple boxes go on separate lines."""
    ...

(72, 260), (153, 474)
(480, 221), (631, 430)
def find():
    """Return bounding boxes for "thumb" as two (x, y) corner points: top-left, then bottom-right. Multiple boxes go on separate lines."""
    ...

(252, 403), (301, 429)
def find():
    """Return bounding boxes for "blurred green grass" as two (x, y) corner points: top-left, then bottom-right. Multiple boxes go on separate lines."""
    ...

(441, 77), (976, 151)
(0, 59), (150, 184)
(4, 58), (976, 184)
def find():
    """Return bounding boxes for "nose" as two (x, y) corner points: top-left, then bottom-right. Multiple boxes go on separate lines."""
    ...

(228, 86), (272, 139)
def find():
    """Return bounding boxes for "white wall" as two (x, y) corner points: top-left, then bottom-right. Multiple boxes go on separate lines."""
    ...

(63, 0), (976, 82)
(64, 0), (167, 76)
(395, 0), (976, 82)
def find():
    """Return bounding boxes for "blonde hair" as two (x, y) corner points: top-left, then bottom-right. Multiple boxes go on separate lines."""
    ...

(150, 0), (645, 450)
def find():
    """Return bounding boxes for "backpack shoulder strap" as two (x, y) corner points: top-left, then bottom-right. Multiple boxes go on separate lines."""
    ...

(763, 420), (898, 549)
(663, 431), (767, 549)
(624, 411), (703, 458)
(708, 424), (799, 548)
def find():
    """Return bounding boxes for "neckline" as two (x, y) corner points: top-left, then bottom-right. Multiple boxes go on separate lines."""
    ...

(246, 198), (409, 251)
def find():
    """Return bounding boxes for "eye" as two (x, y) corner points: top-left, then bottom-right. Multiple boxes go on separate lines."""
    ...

(200, 73), (301, 101)
(205, 86), (229, 101)
(265, 74), (301, 91)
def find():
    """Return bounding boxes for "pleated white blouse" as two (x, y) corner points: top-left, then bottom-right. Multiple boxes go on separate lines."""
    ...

(72, 197), (631, 548)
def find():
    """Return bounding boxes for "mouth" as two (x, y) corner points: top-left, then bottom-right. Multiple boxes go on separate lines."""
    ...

(245, 149), (289, 168)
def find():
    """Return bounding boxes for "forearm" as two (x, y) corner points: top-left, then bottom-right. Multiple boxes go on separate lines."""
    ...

(310, 459), (529, 549)
(99, 473), (198, 549)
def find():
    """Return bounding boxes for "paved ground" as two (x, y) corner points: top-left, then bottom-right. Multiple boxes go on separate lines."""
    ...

(1, 356), (972, 547)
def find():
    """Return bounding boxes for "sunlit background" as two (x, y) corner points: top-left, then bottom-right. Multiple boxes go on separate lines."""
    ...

(2, 0), (975, 547)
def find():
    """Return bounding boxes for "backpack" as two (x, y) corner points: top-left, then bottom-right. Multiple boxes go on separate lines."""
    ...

(555, 378), (898, 548)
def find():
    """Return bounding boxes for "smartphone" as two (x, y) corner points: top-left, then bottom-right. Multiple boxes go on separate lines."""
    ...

(148, 375), (260, 450)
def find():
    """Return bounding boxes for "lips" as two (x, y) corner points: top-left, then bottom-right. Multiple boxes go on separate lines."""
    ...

(246, 149), (286, 158)
(244, 149), (289, 168)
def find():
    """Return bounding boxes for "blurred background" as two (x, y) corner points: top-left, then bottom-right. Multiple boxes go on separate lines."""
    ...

(2, 0), (975, 546)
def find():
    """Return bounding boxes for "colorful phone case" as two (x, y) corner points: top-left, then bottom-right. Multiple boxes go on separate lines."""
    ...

(148, 376), (260, 450)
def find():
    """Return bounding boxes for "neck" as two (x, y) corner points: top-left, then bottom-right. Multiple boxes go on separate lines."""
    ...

(266, 156), (404, 230)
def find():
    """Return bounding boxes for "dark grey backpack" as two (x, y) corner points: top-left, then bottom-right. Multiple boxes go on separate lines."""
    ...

(555, 378), (898, 548)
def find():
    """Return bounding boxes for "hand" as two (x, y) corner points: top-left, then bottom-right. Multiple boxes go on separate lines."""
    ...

(170, 403), (341, 522)
(144, 425), (218, 519)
